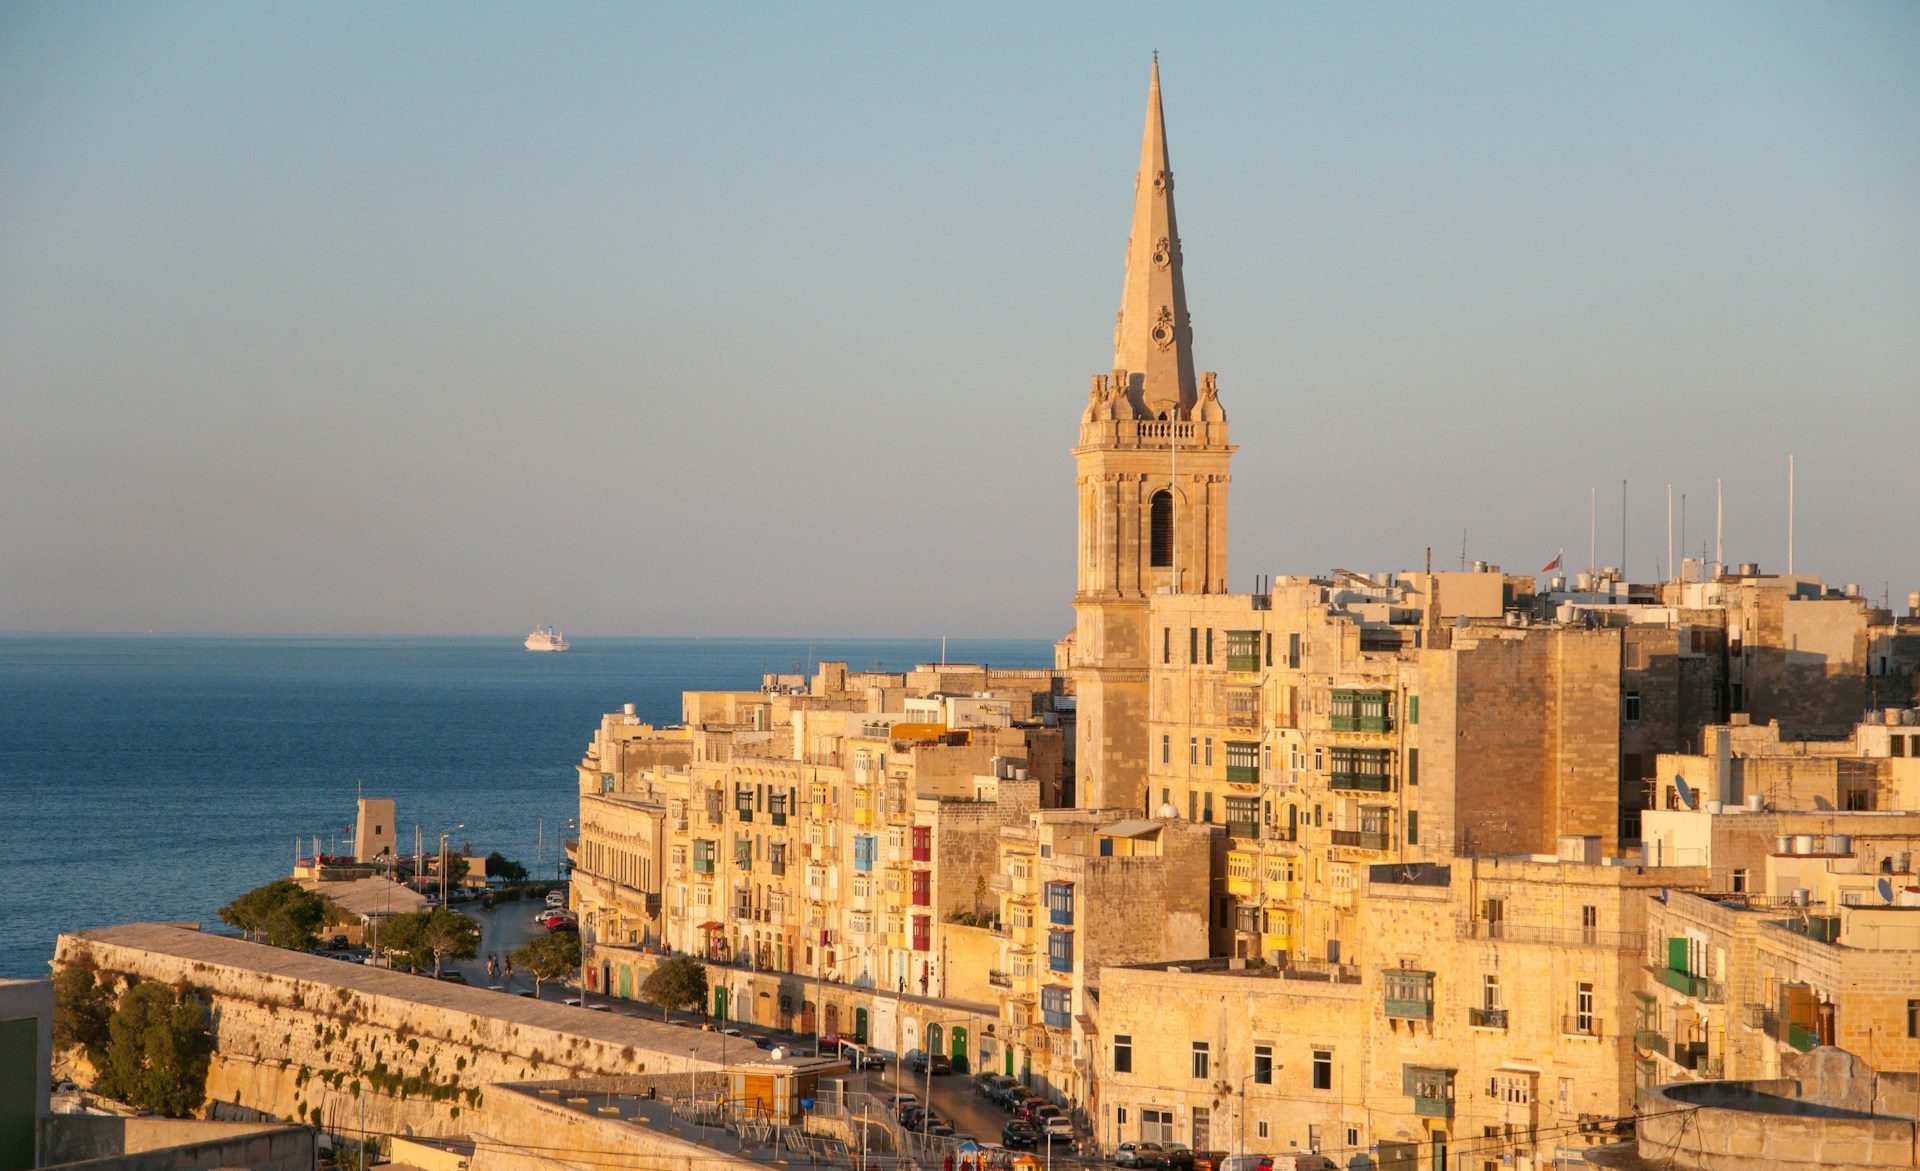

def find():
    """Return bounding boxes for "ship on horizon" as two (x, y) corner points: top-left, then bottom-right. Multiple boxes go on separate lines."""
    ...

(524, 625), (569, 652)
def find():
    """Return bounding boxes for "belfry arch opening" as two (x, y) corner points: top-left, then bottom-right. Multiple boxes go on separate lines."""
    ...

(1150, 489), (1173, 568)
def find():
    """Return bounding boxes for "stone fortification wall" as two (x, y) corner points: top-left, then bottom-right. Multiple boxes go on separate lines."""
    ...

(54, 925), (737, 1141)
(37, 1116), (313, 1171)
(1635, 1078), (1920, 1169)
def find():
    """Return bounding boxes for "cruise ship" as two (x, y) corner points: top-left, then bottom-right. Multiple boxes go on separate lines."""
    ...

(524, 626), (569, 652)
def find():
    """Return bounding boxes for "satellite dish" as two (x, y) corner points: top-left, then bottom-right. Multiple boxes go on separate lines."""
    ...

(1878, 878), (1895, 904)
(1674, 776), (1695, 809)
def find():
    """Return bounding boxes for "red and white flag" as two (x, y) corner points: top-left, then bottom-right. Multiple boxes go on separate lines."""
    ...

(1541, 553), (1561, 573)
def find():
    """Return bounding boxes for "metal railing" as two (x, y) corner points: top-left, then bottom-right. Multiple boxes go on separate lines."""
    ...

(1459, 919), (1646, 951)
(1470, 1007), (1509, 1029)
(1561, 1015), (1603, 1038)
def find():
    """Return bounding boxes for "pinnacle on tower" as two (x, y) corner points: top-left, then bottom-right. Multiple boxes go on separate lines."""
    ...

(1112, 57), (1195, 420)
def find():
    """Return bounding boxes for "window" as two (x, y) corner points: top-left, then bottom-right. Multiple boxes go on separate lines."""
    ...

(1731, 868), (1747, 894)
(1312, 1049), (1332, 1090)
(1189, 737), (1198, 765)
(1047, 929), (1074, 973)
(1265, 633), (1273, 666)
(1288, 633), (1301, 669)
(1204, 738), (1214, 767)
(1407, 811), (1418, 845)
(1624, 691), (1642, 722)
(910, 871), (930, 906)
(1408, 695), (1419, 724)
(1162, 734), (1170, 765)
(1907, 1000), (1919, 1040)
(1581, 904), (1598, 943)
(1257, 1122), (1269, 1140)
(1575, 982), (1595, 1033)
(1040, 986), (1070, 1029)
(1150, 490), (1173, 568)
(1141, 1110), (1173, 1144)
(1190, 627), (1199, 664)
(1163, 626), (1171, 664)
(1205, 628), (1214, 664)
(1253, 1044), (1273, 1084)
(1407, 747), (1419, 786)
(1202, 792), (1214, 823)
(853, 834), (876, 873)
(1114, 1034), (1133, 1073)
(1482, 974), (1501, 1010)
(1191, 1041), (1210, 1079)
(912, 914), (930, 952)
(1045, 881), (1075, 925)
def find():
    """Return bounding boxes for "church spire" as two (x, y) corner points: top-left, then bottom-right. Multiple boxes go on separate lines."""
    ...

(1112, 56), (1195, 419)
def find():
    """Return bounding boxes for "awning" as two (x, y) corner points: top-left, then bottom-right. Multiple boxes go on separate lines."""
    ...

(698, 921), (725, 931)
(1100, 819), (1163, 839)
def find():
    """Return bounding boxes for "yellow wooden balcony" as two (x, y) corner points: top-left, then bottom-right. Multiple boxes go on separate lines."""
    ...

(1225, 851), (1257, 897)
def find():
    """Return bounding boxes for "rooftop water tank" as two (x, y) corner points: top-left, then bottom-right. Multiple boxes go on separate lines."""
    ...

(1775, 835), (1794, 855)
(1790, 888), (1811, 907)
(1827, 834), (1852, 855)
(1792, 834), (1817, 855)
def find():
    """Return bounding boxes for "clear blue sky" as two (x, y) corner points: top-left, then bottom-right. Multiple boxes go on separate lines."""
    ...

(3, 3), (1916, 637)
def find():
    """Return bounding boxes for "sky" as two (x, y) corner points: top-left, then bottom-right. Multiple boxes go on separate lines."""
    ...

(2, 3), (1916, 639)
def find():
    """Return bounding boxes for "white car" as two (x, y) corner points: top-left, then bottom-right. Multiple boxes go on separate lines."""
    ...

(1042, 1116), (1072, 1138)
(545, 890), (566, 908)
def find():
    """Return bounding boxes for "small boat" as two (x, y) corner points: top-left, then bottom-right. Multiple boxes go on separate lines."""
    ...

(524, 625), (569, 652)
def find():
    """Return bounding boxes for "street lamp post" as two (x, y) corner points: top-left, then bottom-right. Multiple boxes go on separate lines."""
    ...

(1237, 1066), (1275, 1161)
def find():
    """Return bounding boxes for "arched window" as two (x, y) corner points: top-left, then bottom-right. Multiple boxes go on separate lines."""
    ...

(1149, 490), (1174, 568)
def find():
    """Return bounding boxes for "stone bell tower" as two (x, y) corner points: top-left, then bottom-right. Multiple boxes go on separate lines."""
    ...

(1073, 58), (1233, 814)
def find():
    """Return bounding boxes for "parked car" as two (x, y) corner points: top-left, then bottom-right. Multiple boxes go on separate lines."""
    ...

(928, 1053), (953, 1076)
(924, 1119), (955, 1138)
(1116, 1142), (1167, 1169)
(561, 996), (582, 1006)
(545, 890), (566, 908)
(1042, 1115), (1073, 1139)
(1220, 1156), (1274, 1171)
(1266, 1158), (1333, 1171)
(1001, 1121), (1040, 1150)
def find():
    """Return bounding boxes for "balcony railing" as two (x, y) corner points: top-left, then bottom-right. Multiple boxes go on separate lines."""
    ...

(1330, 715), (1394, 734)
(1225, 820), (1259, 841)
(1331, 829), (1391, 850)
(1225, 764), (1260, 785)
(1226, 653), (1262, 673)
(1458, 919), (1646, 951)
(1562, 1015), (1603, 1038)
(1788, 1024), (1819, 1052)
(692, 858), (715, 875)
(988, 970), (1011, 988)
(1635, 1029), (1670, 1058)
(1329, 772), (1392, 793)
(1469, 1007), (1509, 1029)
(1657, 966), (1724, 1003)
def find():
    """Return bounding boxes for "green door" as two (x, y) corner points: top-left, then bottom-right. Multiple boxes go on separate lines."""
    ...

(951, 1026), (968, 1067)
(853, 1007), (869, 1043)
(619, 967), (632, 999)
(1667, 936), (1689, 973)
(0, 1017), (38, 1171)
(715, 987), (729, 1020)
(1005, 1047), (1014, 1076)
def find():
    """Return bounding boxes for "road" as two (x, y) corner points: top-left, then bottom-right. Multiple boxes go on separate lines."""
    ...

(429, 904), (1097, 1160)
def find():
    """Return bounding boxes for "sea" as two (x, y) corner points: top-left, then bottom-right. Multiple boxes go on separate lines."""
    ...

(0, 635), (1052, 979)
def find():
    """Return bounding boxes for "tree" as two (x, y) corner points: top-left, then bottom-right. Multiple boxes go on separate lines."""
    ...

(484, 852), (528, 883)
(379, 907), (479, 975)
(218, 880), (328, 951)
(640, 956), (708, 1021)
(512, 931), (580, 996)
(52, 955), (115, 1065)
(93, 982), (214, 1117)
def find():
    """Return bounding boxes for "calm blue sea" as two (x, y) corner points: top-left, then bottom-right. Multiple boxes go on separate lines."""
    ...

(0, 635), (1051, 978)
